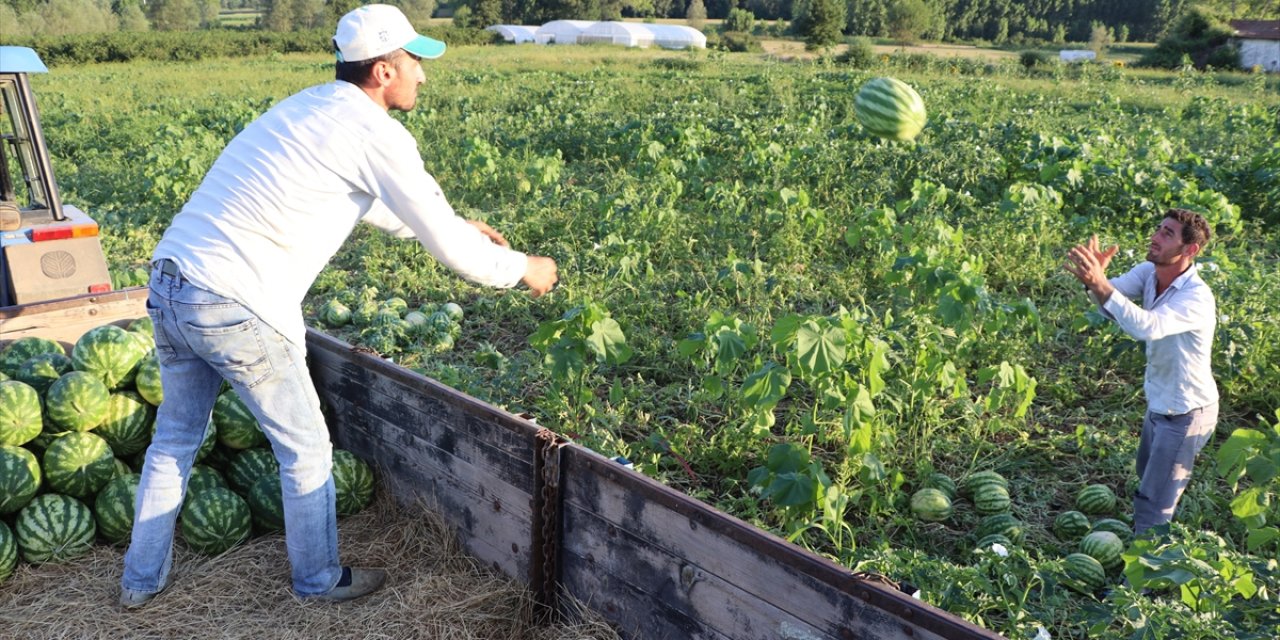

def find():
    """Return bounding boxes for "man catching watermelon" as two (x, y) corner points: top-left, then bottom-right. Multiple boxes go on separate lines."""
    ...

(1063, 208), (1218, 537)
(120, 4), (557, 608)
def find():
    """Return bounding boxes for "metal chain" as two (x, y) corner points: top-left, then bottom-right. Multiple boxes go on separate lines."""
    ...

(534, 428), (565, 619)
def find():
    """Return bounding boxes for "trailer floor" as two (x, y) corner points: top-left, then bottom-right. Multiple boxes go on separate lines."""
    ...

(0, 492), (621, 640)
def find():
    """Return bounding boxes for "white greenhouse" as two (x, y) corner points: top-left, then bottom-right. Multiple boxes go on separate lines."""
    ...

(579, 21), (656, 48)
(485, 25), (538, 44)
(534, 20), (596, 45)
(641, 24), (707, 50)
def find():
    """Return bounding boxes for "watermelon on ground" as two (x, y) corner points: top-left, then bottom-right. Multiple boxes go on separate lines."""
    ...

(333, 449), (375, 516)
(0, 380), (43, 446)
(909, 487), (953, 522)
(15, 493), (96, 564)
(922, 472), (957, 500)
(973, 484), (1012, 515)
(181, 486), (252, 555)
(42, 431), (116, 500)
(1054, 510), (1091, 542)
(1063, 552), (1107, 594)
(1090, 518), (1134, 543)
(0, 444), (41, 515)
(72, 324), (146, 390)
(854, 77), (928, 141)
(0, 520), (15, 583)
(13, 353), (73, 396)
(188, 464), (229, 495)
(227, 448), (279, 495)
(94, 472), (141, 544)
(1080, 530), (1125, 573)
(975, 533), (1013, 551)
(976, 513), (1026, 543)
(213, 391), (266, 450)
(319, 299), (351, 327)
(95, 391), (154, 457)
(45, 371), (110, 432)
(960, 470), (1008, 498)
(247, 474), (285, 532)
(1076, 484), (1118, 515)
(0, 336), (65, 377)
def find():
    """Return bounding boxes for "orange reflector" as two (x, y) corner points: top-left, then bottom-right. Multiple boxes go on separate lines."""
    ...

(29, 221), (98, 242)
(89, 283), (111, 293)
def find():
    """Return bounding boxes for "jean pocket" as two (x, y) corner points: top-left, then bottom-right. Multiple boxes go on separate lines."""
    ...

(182, 317), (275, 388)
(146, 298), (179, 366)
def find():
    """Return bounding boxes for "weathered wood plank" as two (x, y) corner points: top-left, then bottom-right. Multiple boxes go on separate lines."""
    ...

(0, 287), (147, 345)
(557, 446), (1002, 640)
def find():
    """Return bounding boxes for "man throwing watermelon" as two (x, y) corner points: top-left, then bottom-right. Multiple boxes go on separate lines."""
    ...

(1063, 208), (1218, 537)
(120, 4), (557, 608)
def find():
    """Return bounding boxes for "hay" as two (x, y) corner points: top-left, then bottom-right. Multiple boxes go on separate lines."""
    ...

(0, 493), (621, 640)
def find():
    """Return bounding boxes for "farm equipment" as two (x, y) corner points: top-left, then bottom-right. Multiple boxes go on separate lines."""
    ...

(0, 46), (111, 307)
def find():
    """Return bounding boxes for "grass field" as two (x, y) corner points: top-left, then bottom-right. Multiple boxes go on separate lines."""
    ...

(25, 43), (1280, 638)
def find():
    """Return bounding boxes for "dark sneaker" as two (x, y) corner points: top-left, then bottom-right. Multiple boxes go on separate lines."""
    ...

(119, 573), (174, 610)
(305, 567), (387, 603)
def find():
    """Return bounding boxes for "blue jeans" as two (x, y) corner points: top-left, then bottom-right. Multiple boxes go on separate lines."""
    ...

(121, 263), (341, 598)
(1133, 403), (1218, 535)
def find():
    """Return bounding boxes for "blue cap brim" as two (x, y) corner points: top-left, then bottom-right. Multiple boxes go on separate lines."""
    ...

(404, 35), (446, 60)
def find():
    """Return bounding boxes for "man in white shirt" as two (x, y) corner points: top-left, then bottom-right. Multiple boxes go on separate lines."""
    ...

(1064, 208), (1218, 536)
(121, 4), (557, 608)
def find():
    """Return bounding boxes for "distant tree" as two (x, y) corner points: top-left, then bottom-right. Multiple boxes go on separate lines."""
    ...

(149, 0), (201, 30)
(466, 0), (502, 28)
(38, 0), (119, 34)
(799, 0), (845, 50)
(1051, 22), (1066, 43)
(327, 0), (364, 23)
(724, 7), (755, 33)
(1089, 21), (1114, 56)
(117, 2), (150, 30)
(846, 0), (889, 37)
(391, 0), (435, 26)
(452, 4), (473, 26)
(886, 0), (933, 44)
(686, 0), (706, 29)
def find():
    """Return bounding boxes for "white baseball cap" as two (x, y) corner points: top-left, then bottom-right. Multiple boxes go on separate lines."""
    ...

(334, 4), (445, 63)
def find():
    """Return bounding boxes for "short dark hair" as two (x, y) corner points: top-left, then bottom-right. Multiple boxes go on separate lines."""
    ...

(1165, 208), (1211, 247)
(334, 48), (405, 86)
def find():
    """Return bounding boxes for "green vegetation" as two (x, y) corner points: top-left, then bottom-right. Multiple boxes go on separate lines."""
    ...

(30, 42), (1280, 638)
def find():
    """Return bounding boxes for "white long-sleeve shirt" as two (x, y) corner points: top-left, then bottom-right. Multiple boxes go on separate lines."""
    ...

(153, 81), (528, 347)
(1098, 261), (1218, 415)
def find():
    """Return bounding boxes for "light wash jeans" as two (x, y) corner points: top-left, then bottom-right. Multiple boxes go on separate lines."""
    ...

(1133, 403), (1219, 535)
(121, 262), (341, 598)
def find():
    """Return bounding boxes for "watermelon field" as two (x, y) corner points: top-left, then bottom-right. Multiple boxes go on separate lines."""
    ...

(3, 43), (1279, 638)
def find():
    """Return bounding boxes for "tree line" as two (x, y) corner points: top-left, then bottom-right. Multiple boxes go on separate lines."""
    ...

(2, 0), (1275, 43)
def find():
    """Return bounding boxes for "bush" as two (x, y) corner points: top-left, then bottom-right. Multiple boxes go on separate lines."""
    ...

(719, 31), (762, 53)
(1020, 51), (1047, 68)
(834, 37), (875, 68)
(1139, 6), (1236, 70)
(724, 8), (755, 34)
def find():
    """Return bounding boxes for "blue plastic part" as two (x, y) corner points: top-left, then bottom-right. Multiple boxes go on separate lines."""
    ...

(0, 47), (49, 74)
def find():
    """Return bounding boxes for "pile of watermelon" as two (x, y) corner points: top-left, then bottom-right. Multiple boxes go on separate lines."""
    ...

(906, 468), (1132, 595)
(0, 320), (376, 585)
(315, 285), (464, 356)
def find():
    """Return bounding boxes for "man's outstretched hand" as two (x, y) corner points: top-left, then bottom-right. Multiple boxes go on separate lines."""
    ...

(522, 256), (558, 298)
(1064, 234), (1117, 302)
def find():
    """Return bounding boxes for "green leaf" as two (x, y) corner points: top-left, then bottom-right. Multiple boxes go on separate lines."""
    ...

(1229, 486), (1267, 519)
(766, 443), (809, 474)
(586, 318), (633, 364)
(712, 327), (749, 374)
(546, 341), (585, 381)
(740, 362), (791, 411)
(795, 319), (846, 378)
(1216, 428), (1264, 479)
(767, 471), (816, 507)
(1246, 526), (1279, 551)
(677, 333), (706, 359)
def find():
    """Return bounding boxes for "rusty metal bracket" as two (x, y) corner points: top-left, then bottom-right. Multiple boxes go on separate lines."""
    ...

(531, 427), (568, 621)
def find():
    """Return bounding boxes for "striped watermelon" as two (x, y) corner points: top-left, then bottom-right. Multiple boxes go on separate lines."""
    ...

(1090, 518), (1134, 543)
(1053, 510), (1091, 542)
(227, 448), (279, 495)
(128, 331), (155, 357)
(13, 353), (73, 396)
(976, 513), (1025, 543)
(95, 391), (153, 457)
(45, 371), (110, 433)
(975, 533), (1013, 551)
(1076, 484), (1117, 515)
(0, 336), (65, 377)
(94, 472), (140, 544)
(112, 457), (132, 478)
(134, 356), (163, 406)
(247, 474), (285, 532)
(922, 472), (957, 500)
(0, 380), (42, 446)
(128, 316), (154, 337)
(442, 302), (464, 322)
(15, 493), (96, 563)
(180, 486), (251, 555)
(1063, 552), (1107, 594)
(854, 77), (927, 141)
(320, 299), (352, 327)
(973, 484), (1012, 515)
(909, 487), (953, 522)
(188, 464), (229, 496)
(213, 391), (265, 450)
(0, 444), (41, 515)
(0, 520), (15, 583)
(42, 431), (116, 500)
(72, 324), (145, 390)
(333, 449), (375, 516)
(1080, 530), (1125, 573)
(960, 470), (1008, 498)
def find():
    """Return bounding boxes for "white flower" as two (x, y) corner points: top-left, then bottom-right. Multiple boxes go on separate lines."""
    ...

(1032, 626), (1052, 640)
(1219, 315), (1230, 324)
(991, 543), (1009, 557)
(1205, 262), (1219, 272)
(1124, 249), (1135, 258)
